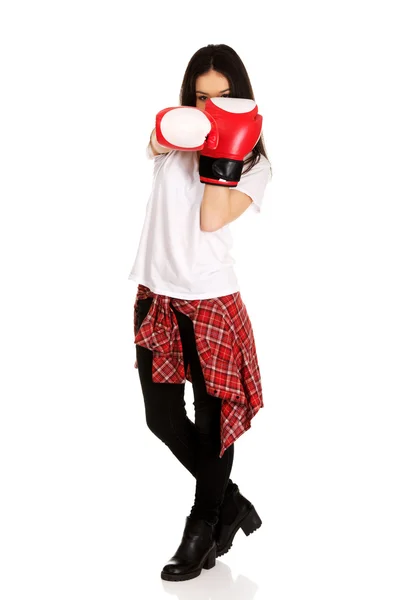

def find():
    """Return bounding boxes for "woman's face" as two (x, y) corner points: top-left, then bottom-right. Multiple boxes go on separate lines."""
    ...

(195, 70), (231, 110)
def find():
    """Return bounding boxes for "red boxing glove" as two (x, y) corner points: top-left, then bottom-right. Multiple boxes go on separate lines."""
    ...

(199, 97), (263, 186)
(155, 106), (219, 151)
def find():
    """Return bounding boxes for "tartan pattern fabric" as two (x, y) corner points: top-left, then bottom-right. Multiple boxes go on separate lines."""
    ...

(133, 284), (263, 457)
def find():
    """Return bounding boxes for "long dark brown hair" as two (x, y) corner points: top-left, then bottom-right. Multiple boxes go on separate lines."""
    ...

(180, 44), (271, 176)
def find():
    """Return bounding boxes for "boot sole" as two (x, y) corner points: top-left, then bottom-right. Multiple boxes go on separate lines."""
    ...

(161, 543), (216, 581)
(216, 506), (262, 558)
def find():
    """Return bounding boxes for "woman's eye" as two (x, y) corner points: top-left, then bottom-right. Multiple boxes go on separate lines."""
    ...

(198, 96), (207, 101)
(221, 94), (231, 97)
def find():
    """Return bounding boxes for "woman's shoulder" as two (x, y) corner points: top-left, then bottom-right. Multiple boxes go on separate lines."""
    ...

(259, 153), (271, 167)
(242, 153), (272, 181)
(253, 153), (271, 170)
(152, 149), (190, 165)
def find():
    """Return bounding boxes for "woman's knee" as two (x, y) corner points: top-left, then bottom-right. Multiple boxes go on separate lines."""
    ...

(195, 400), (220, 435)
(145, 407), (171, 441)
(145, 403), (189, 445)
(195, 414), (221, 454)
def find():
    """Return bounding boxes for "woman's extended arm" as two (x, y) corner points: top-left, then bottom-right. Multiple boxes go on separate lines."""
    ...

(148, 128), (171, 156)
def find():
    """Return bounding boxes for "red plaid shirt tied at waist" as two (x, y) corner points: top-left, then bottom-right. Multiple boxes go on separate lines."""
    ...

(133, 284), (263, 457)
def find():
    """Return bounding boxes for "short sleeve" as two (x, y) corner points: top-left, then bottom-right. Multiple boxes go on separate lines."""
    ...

(233, 154), (272, 213)
(146, 141), (172, 164)
(146, 142), (156, 159)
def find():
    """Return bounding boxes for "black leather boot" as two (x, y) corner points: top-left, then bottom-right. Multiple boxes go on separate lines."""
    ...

(161, 516), (217, 582)
(215, 483), (262, 557)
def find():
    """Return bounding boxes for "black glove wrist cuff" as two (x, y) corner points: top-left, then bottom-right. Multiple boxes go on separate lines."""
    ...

(199, 155), (244, 185)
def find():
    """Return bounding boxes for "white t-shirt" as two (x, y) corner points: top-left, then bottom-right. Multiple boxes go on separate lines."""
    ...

(127, 148), (272, 300)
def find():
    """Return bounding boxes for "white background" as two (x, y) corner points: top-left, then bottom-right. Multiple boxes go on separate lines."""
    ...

(1, 1), (399, 598)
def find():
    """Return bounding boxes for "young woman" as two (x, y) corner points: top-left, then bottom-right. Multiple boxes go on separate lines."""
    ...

(128, 43), (272, 582)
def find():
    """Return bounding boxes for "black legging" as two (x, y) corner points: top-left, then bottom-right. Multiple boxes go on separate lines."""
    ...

(135, 296), (235, 524)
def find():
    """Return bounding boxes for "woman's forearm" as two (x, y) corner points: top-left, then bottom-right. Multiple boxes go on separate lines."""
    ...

(200, 184), (231, 232)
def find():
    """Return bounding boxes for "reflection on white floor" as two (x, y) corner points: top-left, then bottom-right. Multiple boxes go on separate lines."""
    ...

(161, 561), (258, 600)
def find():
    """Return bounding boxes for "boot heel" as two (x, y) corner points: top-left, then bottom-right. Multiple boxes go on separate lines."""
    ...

(203, 544), (216, 570)
(241, 507), (262, 536)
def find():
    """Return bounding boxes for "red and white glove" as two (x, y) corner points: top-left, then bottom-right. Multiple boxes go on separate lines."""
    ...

(199, 98), (263, 187)
(154, 106), (219, 151)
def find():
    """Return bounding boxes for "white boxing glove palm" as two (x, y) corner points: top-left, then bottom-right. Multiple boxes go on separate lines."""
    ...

(155, 106), (219, 151)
